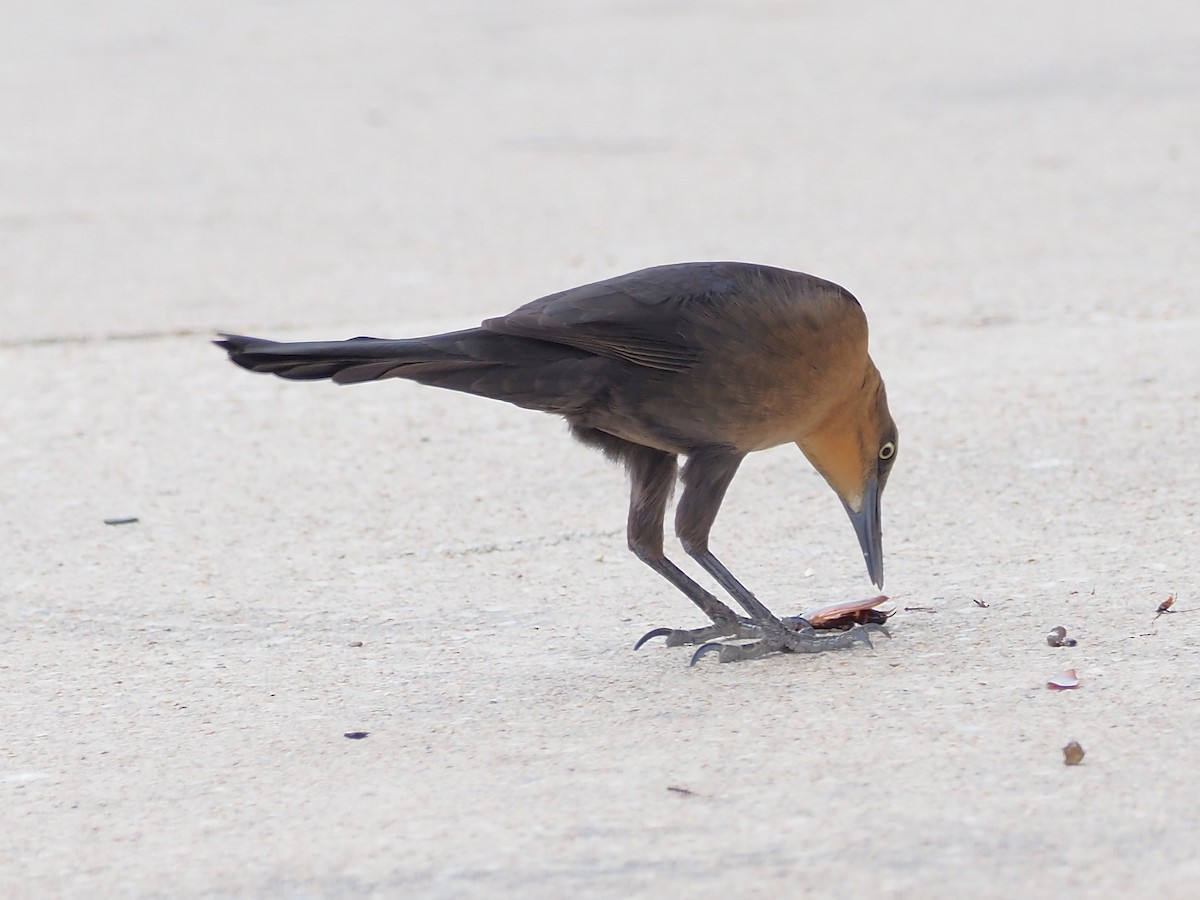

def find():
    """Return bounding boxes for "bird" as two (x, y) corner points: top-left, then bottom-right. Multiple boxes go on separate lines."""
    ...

(215, 261), (898, 663)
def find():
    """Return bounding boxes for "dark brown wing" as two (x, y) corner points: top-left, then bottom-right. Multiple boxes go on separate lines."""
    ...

(483, 262), (832, 373)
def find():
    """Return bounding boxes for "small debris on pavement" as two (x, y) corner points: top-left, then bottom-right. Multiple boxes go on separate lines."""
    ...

(103, 517), (139, 526)
(1046, 669), (1080, 691)
(343, 732), (369, 740)
(1046, 626), (1077, 648)
(1063, 741), (1085, 765)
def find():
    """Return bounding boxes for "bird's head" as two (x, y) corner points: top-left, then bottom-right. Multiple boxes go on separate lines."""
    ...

(796, 362), (897, 588)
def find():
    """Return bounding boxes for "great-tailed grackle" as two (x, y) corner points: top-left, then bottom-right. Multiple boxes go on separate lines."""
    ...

(216, 262), (898, 663)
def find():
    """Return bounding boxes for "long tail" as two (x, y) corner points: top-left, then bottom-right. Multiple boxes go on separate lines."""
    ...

(215, 329), (601, 413)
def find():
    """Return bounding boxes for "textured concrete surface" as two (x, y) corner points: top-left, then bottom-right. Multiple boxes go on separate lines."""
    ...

(3, 1), (1200, 896)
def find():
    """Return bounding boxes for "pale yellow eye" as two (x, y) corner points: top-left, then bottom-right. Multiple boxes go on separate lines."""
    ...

(879, 441), (896, 460)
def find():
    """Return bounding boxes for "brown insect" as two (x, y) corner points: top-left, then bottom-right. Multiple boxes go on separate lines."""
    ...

(797, 595), (893, 631)
(1157, 594), (1176, 616)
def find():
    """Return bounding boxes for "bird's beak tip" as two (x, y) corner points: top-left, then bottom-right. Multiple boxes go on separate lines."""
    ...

(843, 475), (884, 590)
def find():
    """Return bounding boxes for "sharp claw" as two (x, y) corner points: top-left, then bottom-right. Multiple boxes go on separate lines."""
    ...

(689, 642), (725, 666)
(633, 627), (675, 650)
(844, 622), (891, 648)
(854, 628), (874, 649)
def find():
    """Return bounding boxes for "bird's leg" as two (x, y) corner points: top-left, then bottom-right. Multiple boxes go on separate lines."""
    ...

(677, 449), (885, 663)
(630, 557), (762, 648)
(615, 442), (760, 648)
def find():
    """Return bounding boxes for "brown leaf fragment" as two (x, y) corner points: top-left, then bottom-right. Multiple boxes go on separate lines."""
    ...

(1063, 741), (1085, 765)
(1047, 669), (1080, 690)
(1157, 594), (1176, 615)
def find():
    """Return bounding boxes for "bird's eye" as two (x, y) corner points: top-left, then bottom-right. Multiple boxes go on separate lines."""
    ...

(879, 441), (895, 460)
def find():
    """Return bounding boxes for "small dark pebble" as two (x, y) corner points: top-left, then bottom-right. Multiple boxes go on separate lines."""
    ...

(103, 517), (139, 526)
(347, 641), (363, 647)
(344, 731), (369, 740)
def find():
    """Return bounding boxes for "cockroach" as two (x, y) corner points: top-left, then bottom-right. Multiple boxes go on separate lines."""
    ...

(797, 595), (893, 631)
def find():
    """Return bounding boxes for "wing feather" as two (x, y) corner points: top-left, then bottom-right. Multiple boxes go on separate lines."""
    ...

(482, 262), (750, 372)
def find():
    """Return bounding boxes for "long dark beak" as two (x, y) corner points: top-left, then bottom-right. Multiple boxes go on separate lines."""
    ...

(843, 474), (884, 588)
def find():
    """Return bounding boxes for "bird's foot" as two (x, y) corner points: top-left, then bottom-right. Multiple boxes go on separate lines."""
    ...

(689, 620), (890, 665)
(633, 617), (761, 649)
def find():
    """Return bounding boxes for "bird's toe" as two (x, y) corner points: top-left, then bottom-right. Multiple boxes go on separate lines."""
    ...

(634, 618), (760, 650)
(689, 639), (783, 664)
(781, 621), (891, 654)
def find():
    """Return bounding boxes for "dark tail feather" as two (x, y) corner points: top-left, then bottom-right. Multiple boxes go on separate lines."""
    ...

(215, 331), (490, 384)
(215, 329), (604, 413)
